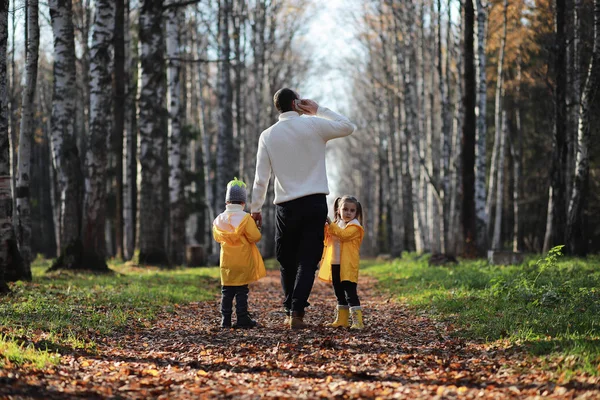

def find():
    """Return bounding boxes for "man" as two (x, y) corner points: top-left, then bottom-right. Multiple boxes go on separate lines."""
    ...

(250, 88), (356, 329)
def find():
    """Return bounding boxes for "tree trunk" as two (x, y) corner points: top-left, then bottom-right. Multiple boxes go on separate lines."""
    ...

(216, 0), (234, 213)
(137, 0), (168, 265)
(81, 0), (115, 271)
(123, 0), (136, 261)
(566, 0), (599, 256)
(15, 0), (39, 278)
(566, 0), (581, 201)
(194, 30), (214, 254)
(166, 3), (185, 265)
(544, 0), (568, 253)
(462, 0), (478, 257)
(0, 0), (11, 293)
(492, 110), (507, 249)
(487, 0), (508, 242)
(474, 0), (488, 252)
(511, 54), (523, 252)
(48, 0), (85, 271)
(113, 0), (125, 260)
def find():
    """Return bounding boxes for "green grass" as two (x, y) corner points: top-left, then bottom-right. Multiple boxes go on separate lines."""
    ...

(0, 334), (61, 368)
(0, 257), (220, 367)
(363, 248), (600, 376)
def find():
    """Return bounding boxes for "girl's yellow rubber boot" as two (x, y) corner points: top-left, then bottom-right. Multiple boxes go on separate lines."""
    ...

(329, 305), (350, 327)
(350, 306), (364, 330)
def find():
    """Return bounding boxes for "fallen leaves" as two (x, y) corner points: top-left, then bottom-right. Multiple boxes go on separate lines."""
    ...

(1, 271), (599, 399)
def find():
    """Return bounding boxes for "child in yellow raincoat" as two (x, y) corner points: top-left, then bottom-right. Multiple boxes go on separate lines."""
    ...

(318, 195), (365, 329)
(213, 178), (266, 328)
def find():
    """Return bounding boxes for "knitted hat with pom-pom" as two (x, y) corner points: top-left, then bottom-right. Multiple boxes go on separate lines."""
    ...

(226, 177), (247, 203)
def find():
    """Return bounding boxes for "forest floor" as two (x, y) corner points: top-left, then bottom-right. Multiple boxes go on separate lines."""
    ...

(1, 269), (599, 399)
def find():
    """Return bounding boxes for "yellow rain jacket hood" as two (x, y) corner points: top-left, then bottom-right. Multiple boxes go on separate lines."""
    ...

(213, 212), (266, 286)
(318, 219), (364, 284)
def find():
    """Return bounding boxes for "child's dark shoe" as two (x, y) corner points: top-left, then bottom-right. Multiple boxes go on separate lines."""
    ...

(221, 314), (232, 328)
(234, 313), (257, 329)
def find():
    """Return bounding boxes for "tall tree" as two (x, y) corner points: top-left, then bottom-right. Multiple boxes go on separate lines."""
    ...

(491, 0), (508, 250)
(81, 0), (115, 270)
(216, 0), (234, 212)
(166, 2), (185, 265)
(566, 0), (600, 255)
(123, 0), (137, 261)
(113, 0), (125, 260)
(138, 0), (167, 265)
(462, 0), (478, 257)
(543, 0), (568, 253)
(15, 0), (39, 276)
(474, 0), (488, 252)
(48, 0), (84, 269)
(0, 0), (10, 293)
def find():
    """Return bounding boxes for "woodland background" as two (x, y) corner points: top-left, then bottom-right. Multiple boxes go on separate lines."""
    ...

(0, 0), (598, 286)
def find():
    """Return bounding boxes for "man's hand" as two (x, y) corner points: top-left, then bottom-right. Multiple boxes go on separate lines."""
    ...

(251, 212), (262, 229)
(297, 99), (319, 116)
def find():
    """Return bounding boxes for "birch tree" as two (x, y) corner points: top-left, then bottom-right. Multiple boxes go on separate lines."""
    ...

(138, 0), (168, 265)
(166, 3), (185, 265)
(82, 0), (115, 270)
(15, 0), (39, 275)
(0, 0), (10, 293)
(566, 0), (600, 256)
(487, 0), (508, 240)
(48, 0), (84, 269)
(474, 0), (488, 252)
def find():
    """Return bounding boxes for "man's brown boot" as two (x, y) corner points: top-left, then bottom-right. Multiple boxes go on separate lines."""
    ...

(290, 311), (307, 329)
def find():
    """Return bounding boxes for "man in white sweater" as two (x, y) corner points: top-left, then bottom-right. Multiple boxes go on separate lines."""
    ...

(250, 88), (356, 329)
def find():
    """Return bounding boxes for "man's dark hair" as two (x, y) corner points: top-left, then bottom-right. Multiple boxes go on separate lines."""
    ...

(273, 88), (298, 113)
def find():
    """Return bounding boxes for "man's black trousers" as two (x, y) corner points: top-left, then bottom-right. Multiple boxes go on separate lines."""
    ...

(275, 193), (328, 315)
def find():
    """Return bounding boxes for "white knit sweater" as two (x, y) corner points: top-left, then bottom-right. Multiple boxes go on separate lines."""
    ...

(250, 107), (356, 213)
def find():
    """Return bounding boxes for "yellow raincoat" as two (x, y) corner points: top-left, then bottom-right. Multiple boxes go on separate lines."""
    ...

(318, 219), (364, 284)
(213, 213), (266, 286)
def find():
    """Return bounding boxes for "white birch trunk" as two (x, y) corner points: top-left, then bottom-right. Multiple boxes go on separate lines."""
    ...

(138, 0), (167, 265)
(0, 0), (11, 291)
(567, 0), (581, 200)
(195, 36), (216, 254)
(418, 1), (430, 252)
(449, 3), (464, 255)
(15, 0), (39, 272)
(49, 0), (84, 264)
(166, 4), (185, 265)
(82, 0), (115, 268)
(408, 15), (426, 253)
(475, 0), (488, 251)
(487, 0), (508, 241)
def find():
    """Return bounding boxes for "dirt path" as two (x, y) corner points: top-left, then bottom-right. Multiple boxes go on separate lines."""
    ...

(2, 270), (599, 399)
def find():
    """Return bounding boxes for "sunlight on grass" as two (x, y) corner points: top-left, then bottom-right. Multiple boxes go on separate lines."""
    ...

(0, 334), (61, 369)
(0, 258), (221, 368)
(363, 251), (600, 376)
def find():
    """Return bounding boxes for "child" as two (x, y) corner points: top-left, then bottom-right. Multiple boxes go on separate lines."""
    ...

(318, 195), (365, 329)
(213, 178), (266, 328)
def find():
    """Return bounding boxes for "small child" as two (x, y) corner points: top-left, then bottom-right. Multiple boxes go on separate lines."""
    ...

(318, 195), (365, 329)
(213, 178), (266, 328)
